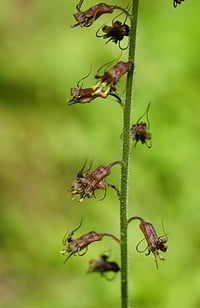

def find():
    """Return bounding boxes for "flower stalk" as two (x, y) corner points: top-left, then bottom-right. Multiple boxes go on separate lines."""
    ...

(120, 0), (140, 307)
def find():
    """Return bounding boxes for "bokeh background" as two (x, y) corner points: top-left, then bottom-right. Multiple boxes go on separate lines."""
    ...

(0, 0), (200, 307)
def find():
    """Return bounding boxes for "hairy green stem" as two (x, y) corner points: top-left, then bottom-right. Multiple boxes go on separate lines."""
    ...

(120, 0), (139, 307)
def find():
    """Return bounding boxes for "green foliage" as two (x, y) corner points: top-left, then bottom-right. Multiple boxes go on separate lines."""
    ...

(0, 1), (200, 307)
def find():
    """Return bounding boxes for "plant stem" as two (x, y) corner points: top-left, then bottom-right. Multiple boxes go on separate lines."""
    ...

(120, 0), (140, 307)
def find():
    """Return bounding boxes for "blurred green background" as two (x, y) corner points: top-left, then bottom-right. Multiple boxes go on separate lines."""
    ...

(0, 0), (200, 307)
